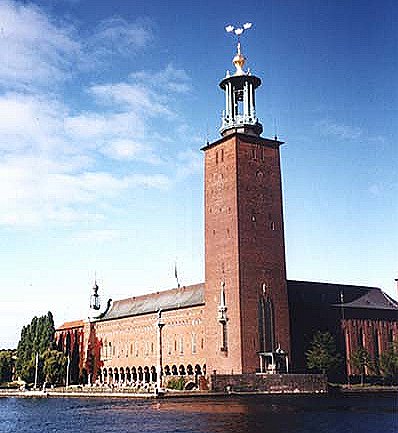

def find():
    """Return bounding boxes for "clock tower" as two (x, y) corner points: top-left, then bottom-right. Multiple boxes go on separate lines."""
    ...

(203, 28), (291, 374)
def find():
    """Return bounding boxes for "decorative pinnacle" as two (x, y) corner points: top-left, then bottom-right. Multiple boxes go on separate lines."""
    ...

(225, 22), (253, 75)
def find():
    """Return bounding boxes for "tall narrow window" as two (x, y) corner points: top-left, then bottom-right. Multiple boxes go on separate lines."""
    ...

(358, 328), (364, 348)
(192, 333), (197, 354)
(221, 322), (228, 351)
(258, 296), (275, 352)
(373, 329), (379, 359)
(179, 337), (184, 354)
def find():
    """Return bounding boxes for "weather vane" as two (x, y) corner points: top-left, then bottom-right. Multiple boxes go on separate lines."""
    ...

(225, 22), (253, 39)
(225, 22), (253, 75)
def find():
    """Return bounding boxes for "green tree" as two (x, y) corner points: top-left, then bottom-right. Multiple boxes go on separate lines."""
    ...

(42, 350), (67, 385)
(0, 350), (14, 383)
(15, 312), (56, 383)
(306, 331), (341, 375)
(350, 347), (373, 386)
(379, 343), (398, 384)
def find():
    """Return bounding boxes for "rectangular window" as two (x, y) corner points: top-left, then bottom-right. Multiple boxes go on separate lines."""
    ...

(221, 323), (228, 351)
(179, 336), (184, 354)
(134, 341), (139, 357)
(192, 334), (197, 354)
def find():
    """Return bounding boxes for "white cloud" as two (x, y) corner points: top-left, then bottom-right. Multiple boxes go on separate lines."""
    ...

(0, 155), (170, 227)
(65, 110), (146, 141)
(72, 229), (122, 244)
(89, 17), (153, 58)
(0, 92), (67, 153)
(175, 148), (202, 180)
(90, 82), (173, 117)
(0, 0), (80, 90)
(100, 139), (161, 164)
(0, 2), (192, 229)
(130, 64), (192, 94)
(317, 119), (362, 140)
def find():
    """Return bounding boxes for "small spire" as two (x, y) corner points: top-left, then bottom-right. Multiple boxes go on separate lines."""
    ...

(233, 42), (246, 75)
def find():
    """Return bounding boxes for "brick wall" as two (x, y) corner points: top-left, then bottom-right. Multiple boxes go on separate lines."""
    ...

(211, 373), (327, 393)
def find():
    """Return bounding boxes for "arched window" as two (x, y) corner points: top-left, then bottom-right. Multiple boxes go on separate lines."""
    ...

(131, 366), (137, 382)
(258, 295), (275, 352)
(150, 366), (157, 383)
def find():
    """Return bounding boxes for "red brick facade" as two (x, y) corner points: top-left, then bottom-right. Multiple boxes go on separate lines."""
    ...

(343, 319), (398, 376)
(203, 133), (290, 375)
(55, 52), (397, 387)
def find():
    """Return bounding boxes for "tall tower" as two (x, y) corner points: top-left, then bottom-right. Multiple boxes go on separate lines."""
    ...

(203, 26), (291, 375)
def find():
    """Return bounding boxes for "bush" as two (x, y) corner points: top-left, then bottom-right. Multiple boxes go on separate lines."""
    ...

(166, 376), (186, 390)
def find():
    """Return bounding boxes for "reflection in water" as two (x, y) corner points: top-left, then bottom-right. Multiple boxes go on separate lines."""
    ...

(0, 394), (396, 433)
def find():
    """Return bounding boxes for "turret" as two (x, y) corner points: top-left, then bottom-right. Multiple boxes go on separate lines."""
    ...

(220, 23), (263, 137)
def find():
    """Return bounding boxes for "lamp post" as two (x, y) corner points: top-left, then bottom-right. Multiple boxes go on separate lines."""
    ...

(156, 310), (165, 391)
(66, 355), (70, 387)
(34, 352), (39, 389)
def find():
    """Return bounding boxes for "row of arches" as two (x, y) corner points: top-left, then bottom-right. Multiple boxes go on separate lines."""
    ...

(97, 364), (206, 385)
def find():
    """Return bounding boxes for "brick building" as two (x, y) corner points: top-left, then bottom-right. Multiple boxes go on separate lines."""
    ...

(56, 37), (397, 387)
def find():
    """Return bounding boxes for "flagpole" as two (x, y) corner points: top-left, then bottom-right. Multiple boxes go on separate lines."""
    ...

(174, 261), (180, 288)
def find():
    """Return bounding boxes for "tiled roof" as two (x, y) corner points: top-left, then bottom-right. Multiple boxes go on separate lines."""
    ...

(97, 283), (205, 321)
(56, 320), (85, 331)
(287, 280), (398, 311)
(335, 289), (398, 310)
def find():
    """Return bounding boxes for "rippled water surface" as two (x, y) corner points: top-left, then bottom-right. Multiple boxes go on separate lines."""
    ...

(0, 394), (396, 433)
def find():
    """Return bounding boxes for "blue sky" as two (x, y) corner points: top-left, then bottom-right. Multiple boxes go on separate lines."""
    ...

(0, 0), (396, 348)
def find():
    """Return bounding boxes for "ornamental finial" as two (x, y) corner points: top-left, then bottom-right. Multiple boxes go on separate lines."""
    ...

(225, 22), (253, 75)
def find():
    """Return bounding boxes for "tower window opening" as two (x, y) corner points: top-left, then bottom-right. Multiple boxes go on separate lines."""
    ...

(258, 295), (275, 353)
(221, 149), (224, 162)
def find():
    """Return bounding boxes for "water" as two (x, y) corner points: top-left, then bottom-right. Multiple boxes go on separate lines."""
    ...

(0, 394), (396, 433)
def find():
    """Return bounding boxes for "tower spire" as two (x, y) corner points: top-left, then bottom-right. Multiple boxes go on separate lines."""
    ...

(220, 22), (262, 137)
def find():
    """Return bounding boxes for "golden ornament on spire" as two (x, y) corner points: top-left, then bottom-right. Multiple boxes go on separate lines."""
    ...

(233, 42), (246, 75)
(225, 22), (253, 76)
